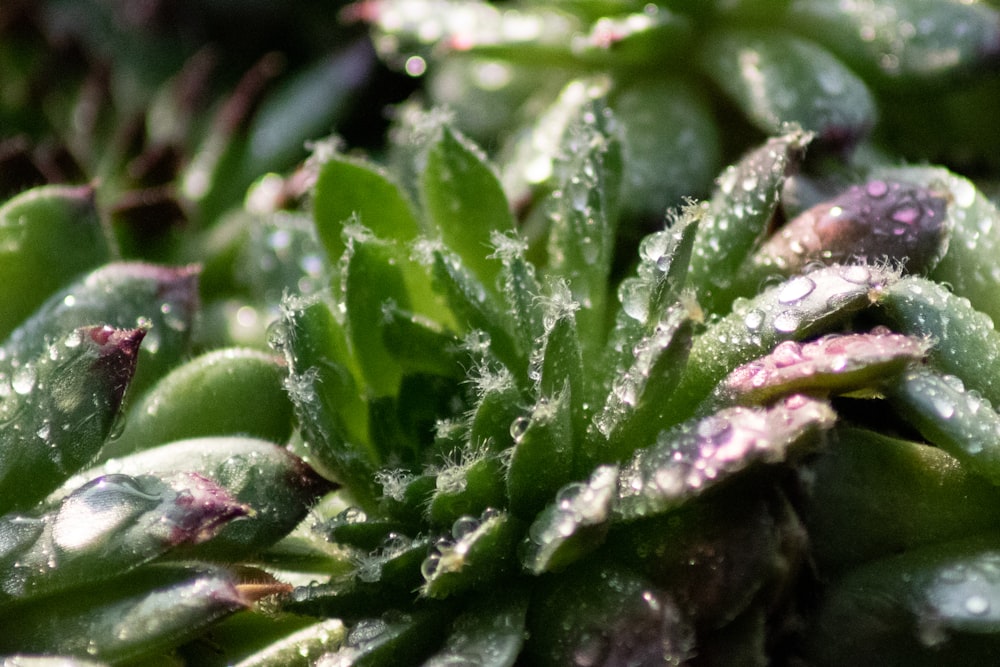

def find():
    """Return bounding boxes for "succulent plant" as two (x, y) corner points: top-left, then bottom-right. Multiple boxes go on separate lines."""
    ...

(5, 1), (1000, 665)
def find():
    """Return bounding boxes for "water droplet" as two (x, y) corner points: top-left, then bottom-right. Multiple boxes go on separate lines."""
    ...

(931, 395), (955, 419)
(866, 180), (889, 198)
(841, 265), (872, 284)
(509, 416), (530, 442)
(778, 276), (815, 304)
(773, 311), (801, 333)
(965, 595), (991, 616)
(11, 366), (35, 395)
(451, 516), (480, 540)
(744, 309), (765, 331)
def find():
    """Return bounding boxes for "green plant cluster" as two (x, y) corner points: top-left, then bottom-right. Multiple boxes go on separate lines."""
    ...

(5, 0), (1000, 665)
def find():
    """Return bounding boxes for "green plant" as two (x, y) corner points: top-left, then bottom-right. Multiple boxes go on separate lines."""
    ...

(6, 1), (1000, 665)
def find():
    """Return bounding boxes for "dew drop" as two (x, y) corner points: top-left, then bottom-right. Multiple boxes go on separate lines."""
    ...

(11, 366), (36, 395)
(778, 276), (816, 304)
(841, 265), (872, 284)
(965, 595), (991, 616)
(866, 180), (889, 198)
(509, 416), (530, 442)
(931, 396), (956, 419)
(744, 309), (765, 331)
(773, 311), (801, 333)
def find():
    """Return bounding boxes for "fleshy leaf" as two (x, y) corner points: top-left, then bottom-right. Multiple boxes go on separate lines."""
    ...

(422, 124), (515, 297)
(688, 127), (812, 316)
(803, 426), (1000, 572)
(788, 0), (1000, 89)
(886, 365), (1000, 486)
(614, 395), (835, 521)
(56, 437), (332, 560)
(0, 184), (112, 340)
(506, 386), (575, 519)
(104, 348), (294, 459)
(421, 510), (521, 598)
(747, 179), (950, 284)
(422, 587), (529, 667)
(313, 155), (422, 266)
(0, 564), (252, 664)
(0, 326), (144, 515)
(0, 473), (247, 606)
(708, 330), (929, 409)
(806, 533), (1000, 665)
(698, 27), (876, 146)
(665, 263), (896, 421)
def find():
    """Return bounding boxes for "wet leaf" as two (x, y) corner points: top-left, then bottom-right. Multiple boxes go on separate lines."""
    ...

(507, 387), (575, 519)
(421, 510), (521, 598)
(708, 330), (929, 408)
(614, 395), (835, 521)
(806, 533), (1000, 665)
(0, 326), (144, 515)
(423, 587), (529, 666)
(104, 348), (294, 459)
(0, 473), (247, 606)
(803, 426), (1000, 572)
(422, 124), (515, 297)
(788, 0), (1000, 89)
(0, 185), (112, 340)
(689, 127), (812, 316)
(698, 27), (876, 146)
(0, 563), (250, 664)
(314, 608), (452, 667)
(886, 365), (1000, 486)
(56, 437), (332, 561)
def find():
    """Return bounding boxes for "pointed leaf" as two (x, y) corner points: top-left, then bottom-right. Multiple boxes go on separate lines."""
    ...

(0, 564), (250, 664)
(57, 437), (332, 560)
(506, 387), (575, 519)
(423, 587), (529, 667)
(313, 156), (422, 264)
(698, 28), (875, 145)
(614, 395), (835, 521)
(422, 125), (514, 297)
(688, 128), (812, 315)
(0, 473), (247, 607)
(0, 326), (144, 515)
(421, 510), (521, 599)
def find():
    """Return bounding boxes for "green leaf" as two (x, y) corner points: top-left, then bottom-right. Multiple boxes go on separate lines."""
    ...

(0, 473), (247, 607)
(526, 561), (694, 666)
(423, 587), (529, 666)
(698, 28), (876, 145)
(422, 124), (515, 297)
(421, 510), (521, 599)
(428, 454), (507, 528)
(0, 563), (250, 664)
(104, 348), (294, 459)
(0, 326), (144, 515)
(886, 365), (1000, 486)
(611, 76), (719, 220)
(788, 0), (1000, 90)
(804, 426), (1000, 572)
(521, 465), (617, 575)
(313, 156), (422, 265)
(545, 95), (620, 353)
(688, 128), (812, 316)
(806, 533), (1000, 665)
(319, 608), (452, 667)
(0, 185), (112, 340)
(664, 263), (896, 421)
(507, 386), (575, 519)
(273, 293), (376, 504)
(1, 262), (199, 397)
(56, 437), (332, 560)
(877, 275), (1000, 409)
